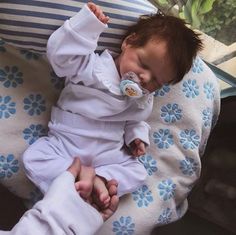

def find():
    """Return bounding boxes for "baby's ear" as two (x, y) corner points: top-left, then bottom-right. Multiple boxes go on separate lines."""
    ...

(122, 33), (137, 48)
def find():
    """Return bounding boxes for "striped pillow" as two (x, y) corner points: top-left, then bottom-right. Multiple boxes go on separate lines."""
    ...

(0, 0), (156, 53)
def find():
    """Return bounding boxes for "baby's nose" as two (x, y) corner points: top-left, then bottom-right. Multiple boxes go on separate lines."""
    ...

(139, 71), (152, 84)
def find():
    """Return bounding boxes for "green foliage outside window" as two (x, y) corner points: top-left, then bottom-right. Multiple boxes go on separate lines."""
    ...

(200, 0), (236, 45)
(153, 0), (236, 45)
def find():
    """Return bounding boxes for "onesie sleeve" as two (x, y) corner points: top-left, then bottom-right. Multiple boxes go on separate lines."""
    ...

(124, 120), (151, 147)
(7, 172), (103, 235)
(46, 4), (107, 81)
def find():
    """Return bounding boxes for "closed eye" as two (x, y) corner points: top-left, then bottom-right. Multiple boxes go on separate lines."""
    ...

(138, 56), (149, 70)
(141, 62), (149, 70)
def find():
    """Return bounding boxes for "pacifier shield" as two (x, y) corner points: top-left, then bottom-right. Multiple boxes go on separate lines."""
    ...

(120, 72), (149, 98)
(120, 79), (143, 97)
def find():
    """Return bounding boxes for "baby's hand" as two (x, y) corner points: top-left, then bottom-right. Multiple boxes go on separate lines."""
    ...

(130, 138), (146, 157)
(87, 2), (109, 24)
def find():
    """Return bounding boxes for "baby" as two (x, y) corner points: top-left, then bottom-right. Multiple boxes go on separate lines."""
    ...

(22, 2), (202, 207)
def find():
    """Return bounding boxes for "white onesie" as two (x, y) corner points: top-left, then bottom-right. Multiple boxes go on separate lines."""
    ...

(22, 5), (153, 196)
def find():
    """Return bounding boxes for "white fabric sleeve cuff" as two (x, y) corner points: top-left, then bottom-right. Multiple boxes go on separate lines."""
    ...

(8, 171), (103, 235)
(42, 171), (103, 234)
(124, 121), (150, 146)
(69, 4), (107, 40)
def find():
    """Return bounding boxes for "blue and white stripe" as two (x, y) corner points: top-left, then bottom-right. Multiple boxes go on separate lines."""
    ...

(0, 0), (156, 53)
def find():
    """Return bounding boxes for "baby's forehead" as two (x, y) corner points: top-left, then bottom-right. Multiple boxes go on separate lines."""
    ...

(142, 39), (170, 61)
(142, 40), (176, 82)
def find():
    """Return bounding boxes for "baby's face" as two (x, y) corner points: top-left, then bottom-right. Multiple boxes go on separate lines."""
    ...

(116, 38), (175, 93)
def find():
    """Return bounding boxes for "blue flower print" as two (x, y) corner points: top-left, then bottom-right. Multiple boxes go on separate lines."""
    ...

(132, 185), (153, 208)
(139, 154), (157, 176)
(50, 70), (64, 90)
(179, 156), (199, 176)
(158, 208), (172, 224)
(204, 82), (215, 100)
(160, 103), (182, 123)
(20, 50), (40, 60)
(0, 96), (16, 119)
(112, 216), (135, 235)
(23, 124), (47, 145)
(158, 179), (176, 201)
(0, 154), (19, 179)
(192, 57), (204, 73)
(153, 129), (174, 149)
(182, 79), (199, 98)
(179, 129), (200, 150)
(0, 66), (23, 88)
(202, 107), (212, 128)
(23, 94), (46, 116)
(154, 85), (170, 97)
(0, 40), (6, 52)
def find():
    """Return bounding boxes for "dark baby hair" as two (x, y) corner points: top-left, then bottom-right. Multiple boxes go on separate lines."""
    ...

(124, 12), (203, 83)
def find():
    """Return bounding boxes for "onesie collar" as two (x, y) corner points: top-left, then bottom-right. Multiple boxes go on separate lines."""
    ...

(99, 49), (122, 96)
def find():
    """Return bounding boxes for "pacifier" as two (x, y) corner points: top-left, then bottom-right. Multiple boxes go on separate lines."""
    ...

(120, 72), (149, 98)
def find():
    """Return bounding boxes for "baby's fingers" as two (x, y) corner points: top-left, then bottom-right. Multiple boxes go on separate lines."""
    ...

(137, 148), (145, 156)
(87, 2), (96, 13)
(88, 2), (101, 17)
(88, 2), (109, 24)
(100, 15), (109, 24)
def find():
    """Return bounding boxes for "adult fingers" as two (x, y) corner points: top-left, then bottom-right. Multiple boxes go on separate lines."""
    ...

(67, 157), (81, 179)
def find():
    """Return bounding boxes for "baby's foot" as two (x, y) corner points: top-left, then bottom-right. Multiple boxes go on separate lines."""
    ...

(75, 165), (95, 200)
(92, 175), (110, 208)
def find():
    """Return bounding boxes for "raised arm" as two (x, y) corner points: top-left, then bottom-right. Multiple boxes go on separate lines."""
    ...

(46, 4), (108, 78)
